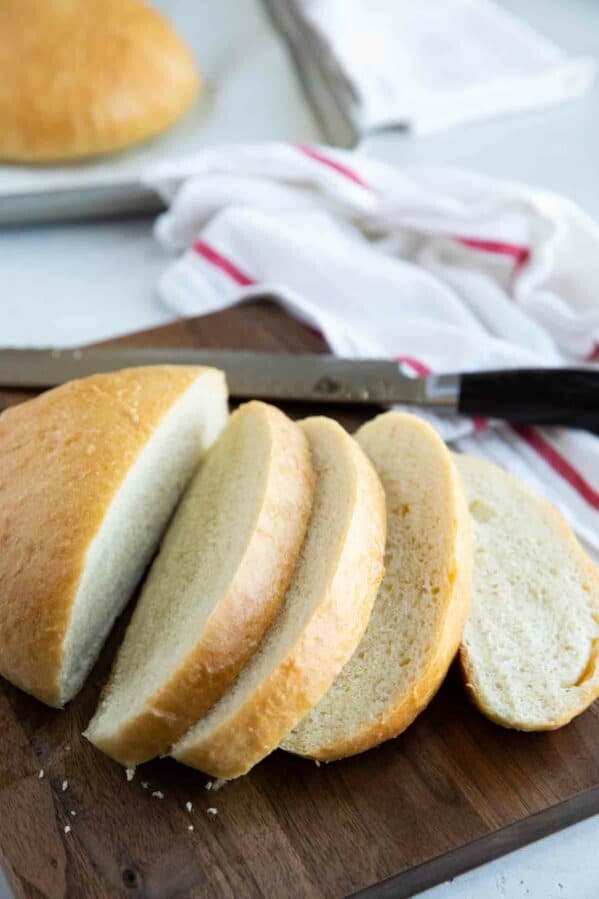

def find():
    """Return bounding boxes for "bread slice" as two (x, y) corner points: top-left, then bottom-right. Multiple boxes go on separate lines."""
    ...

(454, 453), (599, 731)
(0, 0), (199, 162)
(172, 417), (386, 779)
(0, 366), (227, 707)
(85, 401), (314, 766)
(283, 412), (472, 761)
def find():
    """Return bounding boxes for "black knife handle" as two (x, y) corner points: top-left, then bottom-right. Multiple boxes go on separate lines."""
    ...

(458, 368), (599, 430)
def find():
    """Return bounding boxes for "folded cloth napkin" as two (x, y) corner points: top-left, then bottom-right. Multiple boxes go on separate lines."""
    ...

(266, 0), (595, 139)
(146, 143), (599, 555)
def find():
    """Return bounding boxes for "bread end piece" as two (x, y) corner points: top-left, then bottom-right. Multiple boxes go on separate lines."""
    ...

(0, 365), (227, 707)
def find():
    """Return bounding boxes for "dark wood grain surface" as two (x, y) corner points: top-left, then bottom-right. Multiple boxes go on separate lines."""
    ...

(0, 302), (597, 899)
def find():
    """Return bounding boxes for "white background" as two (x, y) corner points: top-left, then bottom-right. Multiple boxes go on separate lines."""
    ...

(1, 1), (598, 897)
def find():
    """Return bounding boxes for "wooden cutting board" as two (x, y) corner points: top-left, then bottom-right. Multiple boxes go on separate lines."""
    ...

(0, 302), (598, 899)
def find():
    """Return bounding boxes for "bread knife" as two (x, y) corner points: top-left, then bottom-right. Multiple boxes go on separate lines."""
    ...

(0, 348), (596, 429)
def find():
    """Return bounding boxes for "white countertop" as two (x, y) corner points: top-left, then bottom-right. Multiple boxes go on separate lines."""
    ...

(0, 1), (598, 897)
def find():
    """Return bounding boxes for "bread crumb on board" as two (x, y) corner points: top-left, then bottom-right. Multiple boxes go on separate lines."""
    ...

(185, 801), (193, 812)
(208, 778), (226, 792)
(64, 825), (71, 835)
(62, 780), (68, 792)
(70, 810), (77, 817)
(152, 790), (164, 800)
(187, 824), (194, 832)
(125, 767), (136, 782)
(38, 769), (45, 780)
(207, 807), (218, 816)
(141, 781), (149, 789)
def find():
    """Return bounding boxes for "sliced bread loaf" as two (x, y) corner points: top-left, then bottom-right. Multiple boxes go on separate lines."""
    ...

(172, 417), (386, 778)
(283, 412), (472, 761)
(0, 366), (227, 707)
(85, 401), (314, 766)
(455, 453), (599, 731)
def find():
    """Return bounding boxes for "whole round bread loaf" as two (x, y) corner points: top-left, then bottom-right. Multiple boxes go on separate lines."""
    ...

(0, 0), (200, 162)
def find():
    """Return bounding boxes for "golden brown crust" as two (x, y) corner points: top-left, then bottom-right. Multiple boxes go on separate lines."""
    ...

(308, 449), (473, 762)
(88, 403), (315, 765)
(0, 366), (219, 706)
(173, 418), (386, 778)
(0, 0), (199, 162)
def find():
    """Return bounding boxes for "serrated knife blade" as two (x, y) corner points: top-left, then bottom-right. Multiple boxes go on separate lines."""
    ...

(0, 347), (460, 411)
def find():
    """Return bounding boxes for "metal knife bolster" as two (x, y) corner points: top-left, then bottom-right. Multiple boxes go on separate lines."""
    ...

(0, 347), (462, 412)
(423, 374), (461, 411)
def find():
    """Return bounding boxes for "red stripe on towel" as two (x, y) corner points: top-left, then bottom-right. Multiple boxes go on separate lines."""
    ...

(455, 237), (530, 269)
(193, 240), (256, 286)
(512, 424), (599, 511)
(397, 355), (431, 377)
(297, 145), (372, 190)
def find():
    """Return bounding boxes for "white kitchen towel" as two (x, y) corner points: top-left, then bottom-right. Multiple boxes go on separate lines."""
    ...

(268, 0), (596, 136)
(146, 142), (599, 553)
